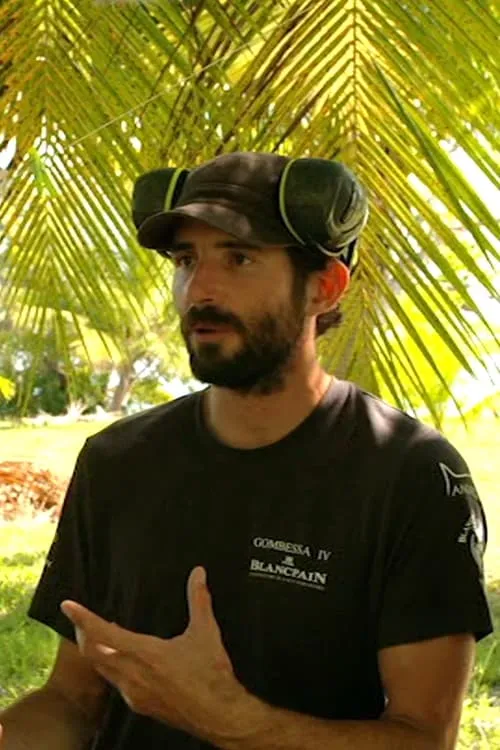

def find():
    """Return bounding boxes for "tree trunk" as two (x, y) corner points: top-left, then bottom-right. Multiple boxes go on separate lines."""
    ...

(108, 363), (135, 413)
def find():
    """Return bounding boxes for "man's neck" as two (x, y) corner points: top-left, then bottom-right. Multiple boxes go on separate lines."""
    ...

(202, 362), (333, 450)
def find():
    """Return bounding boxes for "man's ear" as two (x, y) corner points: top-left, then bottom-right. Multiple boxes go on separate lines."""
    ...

(313, 260), (350, 311)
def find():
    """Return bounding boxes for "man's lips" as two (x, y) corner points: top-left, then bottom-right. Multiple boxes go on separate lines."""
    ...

(191, 323), (235, 335)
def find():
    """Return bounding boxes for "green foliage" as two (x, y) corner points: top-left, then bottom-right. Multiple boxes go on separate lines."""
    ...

(30, 369), (68, 416)
(372, 287), (500, 425)
(29, 368), (110, 416)
(129, 375), (173, 408)
(458, 690), (500, 749)
(0, 375), (15, 401)
(0, 363), (110, 418)
(0, 0), (499, 421)
(0, 524), (59, 708)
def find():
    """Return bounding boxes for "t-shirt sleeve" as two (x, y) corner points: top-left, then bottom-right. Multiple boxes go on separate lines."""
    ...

(28, 439), (107, 643)
(378, 434), (493, 649)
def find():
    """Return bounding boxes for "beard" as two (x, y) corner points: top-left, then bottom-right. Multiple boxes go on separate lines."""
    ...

(181, 289), (307, 395)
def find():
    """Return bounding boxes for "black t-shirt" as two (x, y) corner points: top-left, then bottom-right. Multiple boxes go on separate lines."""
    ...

(28, 380), (493, 749)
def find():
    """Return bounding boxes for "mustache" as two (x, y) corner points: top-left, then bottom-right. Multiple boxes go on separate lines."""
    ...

(183, 305), (245, 332)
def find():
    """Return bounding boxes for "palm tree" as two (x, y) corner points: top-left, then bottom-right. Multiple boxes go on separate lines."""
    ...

(1, 0), (499, 423)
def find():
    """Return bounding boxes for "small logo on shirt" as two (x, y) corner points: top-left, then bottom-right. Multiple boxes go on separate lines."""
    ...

(249, 537), (332, 591)
(439, 463), (479, 501)
(439, 463), (486, 575)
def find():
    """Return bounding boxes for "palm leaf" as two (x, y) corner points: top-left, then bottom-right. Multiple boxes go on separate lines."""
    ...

(0, 0), (499, 422)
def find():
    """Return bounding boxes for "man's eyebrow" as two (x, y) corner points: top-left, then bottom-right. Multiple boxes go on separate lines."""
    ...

(216, 240), (262, 250)
(169, 240), (262, 252)
(169, 241), (193, 252)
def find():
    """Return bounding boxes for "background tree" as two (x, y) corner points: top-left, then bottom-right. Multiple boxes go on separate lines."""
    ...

(0, 0), (499, 423)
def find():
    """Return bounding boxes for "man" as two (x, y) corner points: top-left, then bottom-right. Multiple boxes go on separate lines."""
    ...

(0, 152), (492, 749)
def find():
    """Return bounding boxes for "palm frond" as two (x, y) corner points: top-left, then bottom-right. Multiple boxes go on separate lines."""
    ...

(0, 0), (499, 421)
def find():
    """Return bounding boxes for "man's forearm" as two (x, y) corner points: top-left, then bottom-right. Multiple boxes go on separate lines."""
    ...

(0, 685), (97, 750)
(214, 694), (442, 750)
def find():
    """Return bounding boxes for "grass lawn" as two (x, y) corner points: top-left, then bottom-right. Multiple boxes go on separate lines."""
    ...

(0, 413), (499, 746)
(0, 418), (116, 479)
(0, 522), (58, 706)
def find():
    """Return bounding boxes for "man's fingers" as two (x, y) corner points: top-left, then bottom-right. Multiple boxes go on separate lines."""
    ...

(186, 566), (223, 636)
(187, 566), (210, 624)
(61, 600), (131, 653)
(72, 622), (119, 666)
(63, 610), (130, 685)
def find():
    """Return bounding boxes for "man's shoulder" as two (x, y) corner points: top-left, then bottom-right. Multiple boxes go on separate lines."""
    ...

(342, 386), (481, 535)
(349, 383), (432, 435)
(348, 383), (454, 458)
(85, 391), (201, 458)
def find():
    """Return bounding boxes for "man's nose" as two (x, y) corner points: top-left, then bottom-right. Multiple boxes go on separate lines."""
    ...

(185, 259), (223, 305)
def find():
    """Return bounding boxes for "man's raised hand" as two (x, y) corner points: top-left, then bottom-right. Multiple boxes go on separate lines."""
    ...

(60, 567), (249, 742)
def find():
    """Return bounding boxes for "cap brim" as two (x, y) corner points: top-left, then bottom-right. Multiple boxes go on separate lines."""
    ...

(137, 201), (295, 250)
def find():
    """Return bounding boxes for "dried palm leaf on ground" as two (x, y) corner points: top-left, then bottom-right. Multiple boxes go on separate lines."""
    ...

(0, 462), (67, 521)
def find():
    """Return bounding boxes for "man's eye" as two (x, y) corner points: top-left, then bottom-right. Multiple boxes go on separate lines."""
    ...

(173, 255), (194, 269)
(231, 251), (252, 266)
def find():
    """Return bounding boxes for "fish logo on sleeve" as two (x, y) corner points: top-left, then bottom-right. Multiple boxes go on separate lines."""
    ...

(439, 463), (487, 575)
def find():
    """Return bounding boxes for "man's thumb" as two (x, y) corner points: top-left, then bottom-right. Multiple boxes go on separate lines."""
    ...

(187, 566), (217, 627)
